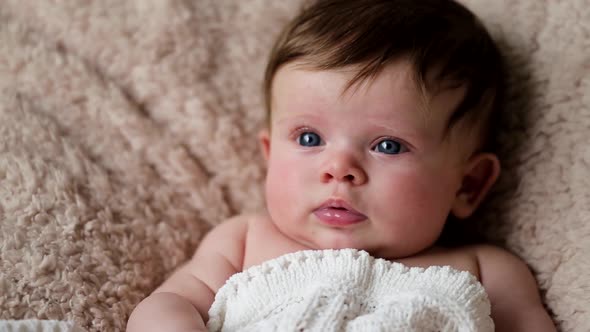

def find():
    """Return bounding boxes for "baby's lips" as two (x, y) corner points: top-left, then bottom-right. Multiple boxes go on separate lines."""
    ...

(316, 198), (365, 216)
(314, 198), (367, 226)
(313, 207), (367, 225)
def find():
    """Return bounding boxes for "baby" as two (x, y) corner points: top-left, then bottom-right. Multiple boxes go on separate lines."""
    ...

(127, 0), (556, 331)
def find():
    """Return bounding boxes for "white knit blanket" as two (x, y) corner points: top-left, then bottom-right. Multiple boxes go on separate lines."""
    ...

(207, 249), (493, 332)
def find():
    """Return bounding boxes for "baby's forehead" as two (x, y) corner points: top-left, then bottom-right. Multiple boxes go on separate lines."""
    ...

(273, 60), (465, 118)
(276, 58), (464, 99)
(272, 61), (472, 139)
(273, 60), (415, 104)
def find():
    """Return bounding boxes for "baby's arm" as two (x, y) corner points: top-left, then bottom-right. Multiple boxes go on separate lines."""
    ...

(126, 216), (247, 332)
(476, 245), (556, 332)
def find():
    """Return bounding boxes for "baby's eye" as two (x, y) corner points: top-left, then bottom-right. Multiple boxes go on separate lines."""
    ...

(298, 132), (322, 147)
(373, 139), (405, 155)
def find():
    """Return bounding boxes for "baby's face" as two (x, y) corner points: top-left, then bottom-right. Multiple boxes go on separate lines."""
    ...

(261, 59), (479, 258)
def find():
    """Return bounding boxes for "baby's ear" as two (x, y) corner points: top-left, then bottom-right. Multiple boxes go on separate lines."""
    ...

(258, 129), (271, 162)
(451, 152), (500, 219)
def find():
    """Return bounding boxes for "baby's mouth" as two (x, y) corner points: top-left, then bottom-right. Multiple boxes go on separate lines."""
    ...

(313, 199), (367, 226)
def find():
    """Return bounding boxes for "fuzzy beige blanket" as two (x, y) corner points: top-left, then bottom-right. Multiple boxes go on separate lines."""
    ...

(0, 1), (588, 331)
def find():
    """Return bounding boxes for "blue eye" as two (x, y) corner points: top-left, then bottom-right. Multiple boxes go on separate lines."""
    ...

(298, 132), (322, 147)
(374, 139), (404, 155)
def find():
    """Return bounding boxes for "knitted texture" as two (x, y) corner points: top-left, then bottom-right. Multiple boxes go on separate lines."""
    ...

(207, 249), (493, 332)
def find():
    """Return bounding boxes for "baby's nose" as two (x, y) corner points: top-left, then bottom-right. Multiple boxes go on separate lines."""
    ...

(320, 153), (367, 185)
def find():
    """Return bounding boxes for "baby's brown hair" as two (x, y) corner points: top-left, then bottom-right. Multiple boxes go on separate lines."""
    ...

(263, 0), (504, 151)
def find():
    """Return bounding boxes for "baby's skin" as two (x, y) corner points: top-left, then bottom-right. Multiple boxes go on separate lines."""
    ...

(127, 60), (556, 332)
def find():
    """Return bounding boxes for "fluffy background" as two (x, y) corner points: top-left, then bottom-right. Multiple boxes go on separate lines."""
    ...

(0, 0), (588, 331)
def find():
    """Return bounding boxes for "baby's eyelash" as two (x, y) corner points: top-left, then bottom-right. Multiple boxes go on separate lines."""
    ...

(373, 135), (413, 150)
(290, 126), (317, 139)
(369, 136), (414, 155)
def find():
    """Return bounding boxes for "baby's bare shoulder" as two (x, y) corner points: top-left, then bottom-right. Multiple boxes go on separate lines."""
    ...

(470, 244), (556, 331)
(198, 213), (271, 257)
(201, 213), (263, 241)
(470, 243), (533, 278)
(192, 214), (257, 269)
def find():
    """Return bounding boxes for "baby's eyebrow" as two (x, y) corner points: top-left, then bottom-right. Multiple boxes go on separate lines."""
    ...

(366, 118), (429, 138)
(366, 118), (429, 139)
(274, 113), (325, 126)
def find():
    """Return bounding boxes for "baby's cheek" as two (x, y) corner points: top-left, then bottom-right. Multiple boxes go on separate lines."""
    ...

(265, 171), (307, 234)
(375, 170), (448, 218)
(265, 158), (300, 209)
